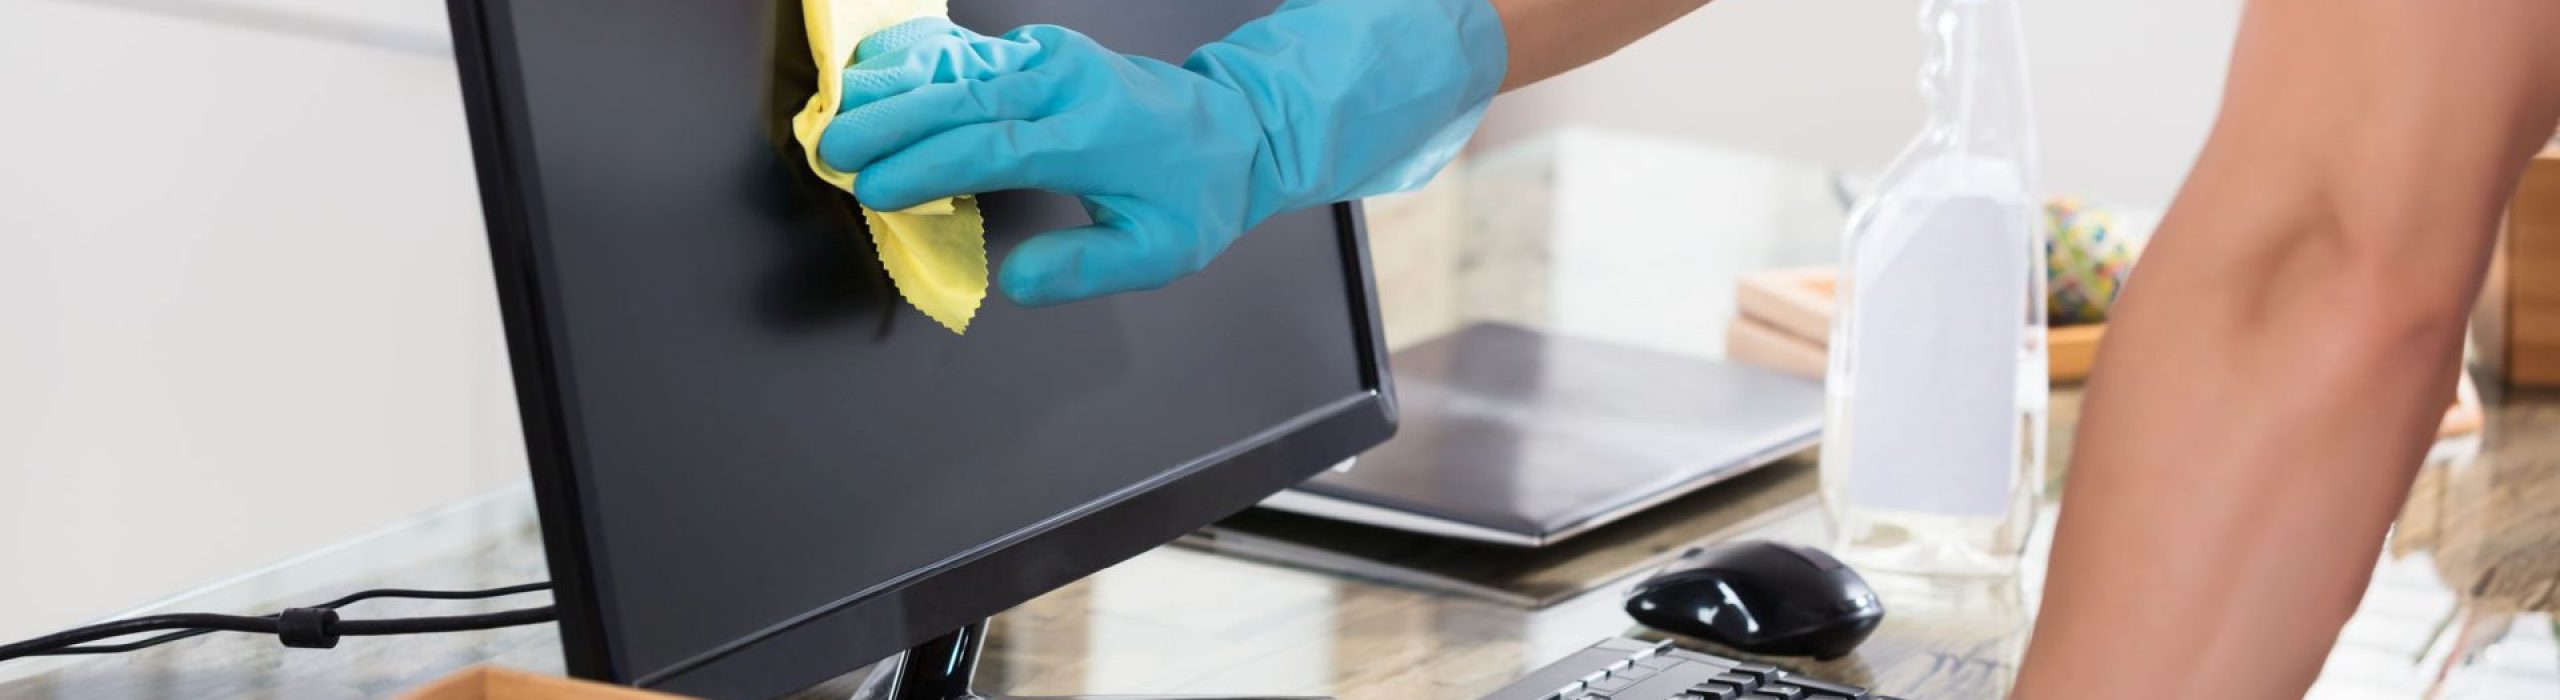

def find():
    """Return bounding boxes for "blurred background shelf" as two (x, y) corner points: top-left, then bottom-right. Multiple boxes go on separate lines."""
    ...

(1725, 266), (2108, 383)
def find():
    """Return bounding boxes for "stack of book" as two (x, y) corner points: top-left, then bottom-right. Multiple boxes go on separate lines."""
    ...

(1723, 266), (2107, 383)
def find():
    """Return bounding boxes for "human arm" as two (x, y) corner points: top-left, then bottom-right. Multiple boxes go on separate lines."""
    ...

(1495, 0), (1713, 91)
(2011, 2), (2560, 698)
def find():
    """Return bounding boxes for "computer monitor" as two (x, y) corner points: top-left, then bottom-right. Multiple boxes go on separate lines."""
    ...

(444, 1), (1395, 698)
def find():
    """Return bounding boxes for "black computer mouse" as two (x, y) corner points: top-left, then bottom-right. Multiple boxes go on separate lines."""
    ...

(1624, 540), (1884, 660)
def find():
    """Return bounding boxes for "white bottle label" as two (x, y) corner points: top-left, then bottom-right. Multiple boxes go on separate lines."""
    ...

(1843, 196), (2027, 517)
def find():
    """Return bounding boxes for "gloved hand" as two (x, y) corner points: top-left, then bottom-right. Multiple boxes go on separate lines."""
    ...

(817, 0), (1507, 306)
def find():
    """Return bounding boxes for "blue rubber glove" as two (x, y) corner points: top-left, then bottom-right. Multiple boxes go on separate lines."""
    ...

(817, 0), (1507, 306)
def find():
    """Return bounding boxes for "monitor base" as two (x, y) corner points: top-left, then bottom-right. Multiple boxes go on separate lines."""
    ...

(868, 621), (1328, 700)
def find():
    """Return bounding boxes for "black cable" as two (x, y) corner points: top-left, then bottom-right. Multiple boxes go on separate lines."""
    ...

(0, 582), (555, 663)
(333, 607), (558, 636)
(311, 582), (553, 610)
(19, 629), (207, 656)
(0, 614), (274, 660)
(29, 581), (559, 656)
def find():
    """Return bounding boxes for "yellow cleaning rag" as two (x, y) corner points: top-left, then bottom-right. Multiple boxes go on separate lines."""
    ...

(790, 0), (988, 334)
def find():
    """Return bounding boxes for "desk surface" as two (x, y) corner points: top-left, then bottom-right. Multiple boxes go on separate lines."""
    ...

(4, 137), (2555, 699)
(3, 387), (2555, 700)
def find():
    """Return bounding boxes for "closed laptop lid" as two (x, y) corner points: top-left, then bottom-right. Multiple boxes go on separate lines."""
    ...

(1290, 323), (1823, 542)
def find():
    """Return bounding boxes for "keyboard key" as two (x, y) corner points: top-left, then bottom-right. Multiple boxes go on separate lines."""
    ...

(1606, 656), (1738, 700)
(1488, 647), (1656, 700)
(1483, 638), (1869, 700)
(1633, 654), (1688, 672)
(1778, 677), (1867, 698)
(1698, 682), (1750, 698)
(1707, 672), (1762, 690)
(1665, 650), (1742, 669)
(1727, 663), (1780, 683)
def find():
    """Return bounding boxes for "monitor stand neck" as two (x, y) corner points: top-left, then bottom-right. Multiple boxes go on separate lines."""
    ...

(872, 620), (1328, 700)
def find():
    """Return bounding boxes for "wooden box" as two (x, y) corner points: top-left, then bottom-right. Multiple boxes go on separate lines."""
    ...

(2473, 144), (2560, 386)
(1726, 267), (2107, 382)
(397, 667), (697, 700)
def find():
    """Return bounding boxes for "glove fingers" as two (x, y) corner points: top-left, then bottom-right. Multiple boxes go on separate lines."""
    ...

(839, 19), (1042, 111)
(997, 221), (1194, 307)
(854, 119), (1090, 211)
(821, 71), (1067, 177)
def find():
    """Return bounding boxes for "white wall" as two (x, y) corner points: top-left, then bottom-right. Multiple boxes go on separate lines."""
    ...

(0, 0), (519, 640)
(0, 0), (2248, 645)
(1478, 0), (2244, 210)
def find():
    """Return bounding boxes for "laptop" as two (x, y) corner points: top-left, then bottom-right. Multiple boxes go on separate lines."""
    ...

(1260, 322), (1824, 546)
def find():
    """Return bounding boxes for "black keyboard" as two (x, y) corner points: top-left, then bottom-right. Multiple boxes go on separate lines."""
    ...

(1474, 637), (1899, 700)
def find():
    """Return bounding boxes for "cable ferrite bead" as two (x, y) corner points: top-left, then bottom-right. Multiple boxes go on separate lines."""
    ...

(276, 608), (341, 649)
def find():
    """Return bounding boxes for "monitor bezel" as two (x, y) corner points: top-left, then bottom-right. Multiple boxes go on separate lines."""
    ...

(444, 1), (1399, 697)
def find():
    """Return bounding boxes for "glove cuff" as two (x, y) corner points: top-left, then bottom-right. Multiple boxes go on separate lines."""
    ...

(1330, 0), (1507, 203)
(1188, 0), (1511, 227)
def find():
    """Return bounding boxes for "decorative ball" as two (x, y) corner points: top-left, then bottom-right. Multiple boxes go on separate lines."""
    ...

(2045, 196), (2139, 325)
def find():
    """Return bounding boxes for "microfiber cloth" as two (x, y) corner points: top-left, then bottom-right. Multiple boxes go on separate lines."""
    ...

(790, 0), (988, 334)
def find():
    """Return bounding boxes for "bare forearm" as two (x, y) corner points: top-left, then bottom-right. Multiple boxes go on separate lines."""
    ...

(2013, 2), (2560, 698)
(1492, 0), (1712, 91)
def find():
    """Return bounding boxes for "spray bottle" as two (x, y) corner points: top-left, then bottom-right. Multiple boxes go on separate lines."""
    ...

(1819, 0), (2046, 576)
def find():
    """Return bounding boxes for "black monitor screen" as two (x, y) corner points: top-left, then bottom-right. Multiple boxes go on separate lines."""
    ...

(447, 1), (1392, 697)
